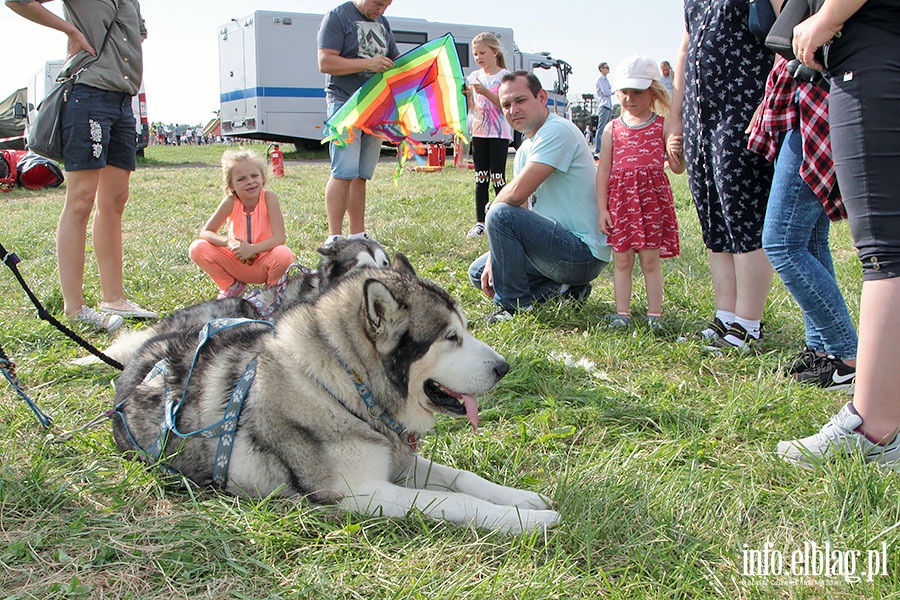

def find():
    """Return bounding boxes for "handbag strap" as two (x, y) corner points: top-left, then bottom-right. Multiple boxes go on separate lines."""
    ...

(58, 1), (127, 84)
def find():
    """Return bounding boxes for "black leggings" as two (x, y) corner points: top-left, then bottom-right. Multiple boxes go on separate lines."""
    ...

(828, 23), (900, 280)
(472, 137), (509, 223)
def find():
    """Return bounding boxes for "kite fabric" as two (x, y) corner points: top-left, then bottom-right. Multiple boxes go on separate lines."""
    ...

(322, 33), (469, 179)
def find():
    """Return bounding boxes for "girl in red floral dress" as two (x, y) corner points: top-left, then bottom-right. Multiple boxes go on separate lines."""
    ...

(596, 55), (685, 329)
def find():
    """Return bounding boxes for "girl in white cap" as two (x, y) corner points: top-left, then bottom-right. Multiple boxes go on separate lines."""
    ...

(596, 55), (684, 330)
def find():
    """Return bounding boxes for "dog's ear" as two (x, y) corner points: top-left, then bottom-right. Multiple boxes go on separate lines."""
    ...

(363, 278), (408, 338)
(391, 252), (416, 276)
(317, 243), (338, 258)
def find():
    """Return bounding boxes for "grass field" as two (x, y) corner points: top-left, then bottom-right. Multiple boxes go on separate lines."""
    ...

(1, 143), (897, 599)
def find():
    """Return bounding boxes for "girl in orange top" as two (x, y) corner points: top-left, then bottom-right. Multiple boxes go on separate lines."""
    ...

(189, 149), (294, 299)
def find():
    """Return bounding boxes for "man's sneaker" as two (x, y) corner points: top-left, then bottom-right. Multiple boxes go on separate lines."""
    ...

(217, 280), (247, 300)
(794, 355), (856, 391)
(603, 314), (632, 329)
(98, 299), (159, 319)
(704, 323), (762, 354)
(776, 402), (900, 471)
(782, 346), (819, 375)
(74, 305), (124, 333)
(560, 283), (592, 303)
(466, 223), (485, 238)
(484, 305), (518, 324)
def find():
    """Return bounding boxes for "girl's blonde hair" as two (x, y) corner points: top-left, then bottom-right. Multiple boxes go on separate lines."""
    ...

(471, 32), (506, 69)
(647, 80), (671, 117)
(221, 148), (268, 193)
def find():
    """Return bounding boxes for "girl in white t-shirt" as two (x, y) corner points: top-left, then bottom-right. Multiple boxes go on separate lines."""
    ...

(463, 32), (512, 238)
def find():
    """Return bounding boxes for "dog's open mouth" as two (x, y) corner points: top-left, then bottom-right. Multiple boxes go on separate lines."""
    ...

(424, 379), (479, 432)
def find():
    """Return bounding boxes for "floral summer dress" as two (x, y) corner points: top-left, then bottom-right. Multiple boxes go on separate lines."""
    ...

(607, 115), (680, 258)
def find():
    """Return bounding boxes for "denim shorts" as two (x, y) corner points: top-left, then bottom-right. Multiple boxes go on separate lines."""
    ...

(327, 101), (382, 180)
(61, 84), (136, 172)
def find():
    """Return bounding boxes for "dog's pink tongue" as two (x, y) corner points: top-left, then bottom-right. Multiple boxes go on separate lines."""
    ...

(463, 394), (479, 432)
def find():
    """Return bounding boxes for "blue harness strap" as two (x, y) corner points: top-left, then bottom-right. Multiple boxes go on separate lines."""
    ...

(117, 317), (273, 488)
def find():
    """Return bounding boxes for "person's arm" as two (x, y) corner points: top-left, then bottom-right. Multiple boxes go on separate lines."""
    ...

(198, 197), (236, 247)
(793, 0), (866, 69)
(493, 161), (555, 207)
(471, 81), (503, 109)
(317, 47), (394, 76)
(595, 124), (614, 235)
(6, 0), (95, 57)
(664, 30), (689, 153)
(480, 254), (494, 298)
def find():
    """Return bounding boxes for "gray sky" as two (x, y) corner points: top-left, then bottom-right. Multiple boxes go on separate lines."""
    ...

(2, 1), (685, 125)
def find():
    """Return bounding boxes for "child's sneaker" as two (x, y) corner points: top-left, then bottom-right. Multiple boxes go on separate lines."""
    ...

(782, 346), (819, 375)
(603, 314), (632, 329)
(775, 402), (900, 471)
(217, 280), (247, 300)
(794, 355), (856, 392)
(645, 315), (664, 332)
(466, 223), (485, 238)
(680, 316), (728, 342)
(74, 305), (124, 333)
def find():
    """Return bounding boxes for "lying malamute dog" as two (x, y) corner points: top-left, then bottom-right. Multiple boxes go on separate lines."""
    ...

(111, 261), (559, 533)
(83, 237), (389, 366)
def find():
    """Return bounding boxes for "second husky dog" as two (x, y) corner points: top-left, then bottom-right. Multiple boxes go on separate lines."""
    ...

(84, 237), (389, 366)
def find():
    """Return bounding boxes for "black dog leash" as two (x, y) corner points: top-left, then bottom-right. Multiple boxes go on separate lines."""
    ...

(0, 241), (124, 371)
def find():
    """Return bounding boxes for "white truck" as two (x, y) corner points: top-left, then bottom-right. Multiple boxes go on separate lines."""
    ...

(217, 11), (572, 148)
(27, 60), (149, 156)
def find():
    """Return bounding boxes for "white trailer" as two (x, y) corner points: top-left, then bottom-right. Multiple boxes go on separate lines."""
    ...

(217, 11), (572, 148)
(27, 60), (149, 155)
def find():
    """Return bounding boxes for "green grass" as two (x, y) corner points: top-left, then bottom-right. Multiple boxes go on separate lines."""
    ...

(1, 144), (896, 599)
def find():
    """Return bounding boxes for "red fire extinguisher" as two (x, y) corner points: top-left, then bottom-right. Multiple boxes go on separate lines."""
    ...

(268, 143), (285, 177)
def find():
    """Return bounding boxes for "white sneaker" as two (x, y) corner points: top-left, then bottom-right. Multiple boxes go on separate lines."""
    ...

(467, 223), (485, 238)
(98, 299), (159, 319)
(75, 305), (124, 333)
(775, 402), (900, 471)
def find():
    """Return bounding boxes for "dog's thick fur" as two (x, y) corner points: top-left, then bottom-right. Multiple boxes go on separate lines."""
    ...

(83, 238), (389, 366)
(111, 263), (559, 533)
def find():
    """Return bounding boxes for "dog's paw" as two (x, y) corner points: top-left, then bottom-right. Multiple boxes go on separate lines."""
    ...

(497, 508), (561, 535)
(490, 487), (553, 510)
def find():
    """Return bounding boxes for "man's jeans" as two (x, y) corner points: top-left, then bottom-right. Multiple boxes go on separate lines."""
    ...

(468, 203), (607, 311)
(594, 106), (612, 154)
(762, 128), (858, 359)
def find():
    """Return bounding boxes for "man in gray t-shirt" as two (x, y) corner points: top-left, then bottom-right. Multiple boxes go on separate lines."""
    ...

(317, 0), (399, 245)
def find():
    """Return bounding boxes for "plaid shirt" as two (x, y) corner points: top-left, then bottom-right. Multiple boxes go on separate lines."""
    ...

(747, 57), (846, 221)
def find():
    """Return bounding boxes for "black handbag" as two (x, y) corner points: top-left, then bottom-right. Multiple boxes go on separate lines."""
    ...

(26, 77), (76, 162)
(749, 0), (778, 40)
(765, 0), (827, 60)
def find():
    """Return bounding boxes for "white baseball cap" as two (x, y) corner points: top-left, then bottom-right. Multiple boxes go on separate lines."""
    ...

(611, 55), (662, 91)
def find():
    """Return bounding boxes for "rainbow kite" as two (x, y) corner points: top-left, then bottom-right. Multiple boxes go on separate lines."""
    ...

(322, 34), (469, 179)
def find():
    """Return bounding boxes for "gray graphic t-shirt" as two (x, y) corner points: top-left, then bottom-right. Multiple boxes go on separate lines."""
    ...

(317, 2), (400, 104)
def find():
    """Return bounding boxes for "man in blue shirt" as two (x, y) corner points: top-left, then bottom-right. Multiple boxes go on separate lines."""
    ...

(594, 62), (613, 154)
(468, 71), (610, 322)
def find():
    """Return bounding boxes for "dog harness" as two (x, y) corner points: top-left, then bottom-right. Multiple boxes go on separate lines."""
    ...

(113, 317), (274, 488)
(244, 262), (313, 321)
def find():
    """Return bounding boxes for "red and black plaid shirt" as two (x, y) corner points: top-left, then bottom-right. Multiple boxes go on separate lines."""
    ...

(747, 56), (846, 221)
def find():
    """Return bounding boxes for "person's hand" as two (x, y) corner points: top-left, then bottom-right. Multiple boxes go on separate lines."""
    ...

(471, 82), (489, 97)
(598, 210), (613, 236)
(480, 258), (495, 299)
(666, 133), (683, 156)
(66, 29), (95, 59)
(367, 55), (395, 73)
(745, 101), (764, 135)
(229, 238), (256, 263)
(793, 12), (842, 70)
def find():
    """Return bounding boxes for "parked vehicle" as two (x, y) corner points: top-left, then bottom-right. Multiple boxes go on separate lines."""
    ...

(218, 11), (572, 148)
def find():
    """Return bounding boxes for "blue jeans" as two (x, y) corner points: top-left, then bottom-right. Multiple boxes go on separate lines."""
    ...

(762, 128), (858, 359)
(594, 106), (612, 153)
(467, 203), (608, 311)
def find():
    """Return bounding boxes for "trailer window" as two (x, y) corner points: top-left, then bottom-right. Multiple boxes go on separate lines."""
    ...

(393, 31), (428, 45)
(456, 43), (469, 68)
